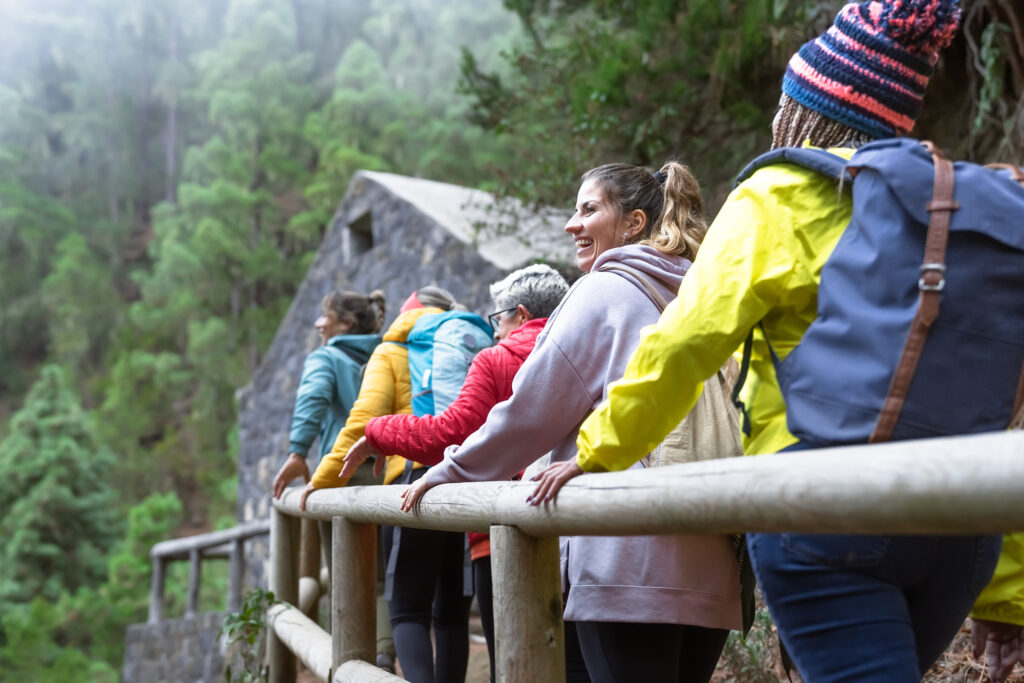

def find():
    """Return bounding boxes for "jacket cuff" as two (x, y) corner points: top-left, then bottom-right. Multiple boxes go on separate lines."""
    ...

(288, 442), (309, 457)
(576, 444), (610, 473)
(969, 605), (1024, 627)
(363, 420), (383, 453)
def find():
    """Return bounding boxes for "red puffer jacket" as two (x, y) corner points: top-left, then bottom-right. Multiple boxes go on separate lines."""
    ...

(364, 317), (546, 559)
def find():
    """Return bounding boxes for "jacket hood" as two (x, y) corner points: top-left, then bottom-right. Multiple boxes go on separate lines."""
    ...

(591, 244), (690, 307)
(382, 307), (444, 342)
(499, 317), (547, 363)
(327, 333), (381, 364)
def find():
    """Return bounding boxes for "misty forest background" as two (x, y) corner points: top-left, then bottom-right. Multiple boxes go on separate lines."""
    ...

(0, 0), (1020, 678)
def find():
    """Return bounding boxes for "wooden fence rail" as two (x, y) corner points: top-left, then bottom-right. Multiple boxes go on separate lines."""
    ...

(148, 518), (270, 623)
(265, 430), (1024, 682)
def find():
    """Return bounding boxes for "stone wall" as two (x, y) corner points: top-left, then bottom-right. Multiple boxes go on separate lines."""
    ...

(236, 172), (526, 587)
(123, 612), (226, 683)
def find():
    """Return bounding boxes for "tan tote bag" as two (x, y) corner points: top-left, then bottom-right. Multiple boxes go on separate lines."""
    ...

(597, 264), (744, 467)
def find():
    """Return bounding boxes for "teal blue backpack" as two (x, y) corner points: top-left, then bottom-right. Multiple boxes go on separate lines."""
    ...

(406, 310), (493, 417)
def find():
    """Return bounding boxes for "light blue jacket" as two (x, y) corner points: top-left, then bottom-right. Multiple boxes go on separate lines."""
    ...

(288, 333), (381, 460)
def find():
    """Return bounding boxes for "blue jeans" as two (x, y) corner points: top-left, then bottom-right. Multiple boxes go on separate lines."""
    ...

(748, 532), (1001, 682)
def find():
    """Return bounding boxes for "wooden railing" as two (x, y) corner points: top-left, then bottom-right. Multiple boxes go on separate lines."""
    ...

(148, 519), (270, 623)
(268, 430), (1024, 683)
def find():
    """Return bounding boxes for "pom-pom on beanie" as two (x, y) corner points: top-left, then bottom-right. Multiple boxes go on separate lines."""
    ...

(782, 0), (961, 138)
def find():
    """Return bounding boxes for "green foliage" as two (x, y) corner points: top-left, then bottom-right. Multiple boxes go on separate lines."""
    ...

(0, 366), (119, 605)
(300, 1), (520, 224)
(220, 588), (276, 683)
(958, 1), (1024, 161)
(0, 492), (182, 675)
(973, 21), (1009, 134)
(1, 0), (1020, 676)
(0, 598), (118, 682)
(0, 144), (75, 395)
(107, 0), (325, 520)
(460, 0), (837, 209)
(41, 233), (123, 378)
(718, 606), (786, 682)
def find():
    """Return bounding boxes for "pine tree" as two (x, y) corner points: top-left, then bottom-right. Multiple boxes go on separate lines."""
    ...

(0, 366), (119, 604)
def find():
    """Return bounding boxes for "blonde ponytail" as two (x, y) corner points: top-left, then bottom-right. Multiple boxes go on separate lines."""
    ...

(582, 160), (707, 263)
(643, 161), (706, 262)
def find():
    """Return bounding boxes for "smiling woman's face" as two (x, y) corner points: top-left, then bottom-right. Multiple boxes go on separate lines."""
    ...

(564, 179), (627, 273)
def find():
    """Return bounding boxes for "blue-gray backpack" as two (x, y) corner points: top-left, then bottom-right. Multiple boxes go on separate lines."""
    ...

(733, 137), (1024, 444)
(406, 310), (493, 417)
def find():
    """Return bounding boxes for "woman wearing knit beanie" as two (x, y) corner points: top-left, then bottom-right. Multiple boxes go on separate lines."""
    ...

(530, 0), (1020, 680)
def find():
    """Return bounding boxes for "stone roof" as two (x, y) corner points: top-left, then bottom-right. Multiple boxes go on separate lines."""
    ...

(357, 170), (575, 270)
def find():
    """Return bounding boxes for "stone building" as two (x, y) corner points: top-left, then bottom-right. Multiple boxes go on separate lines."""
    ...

(235, 170), (573, 586)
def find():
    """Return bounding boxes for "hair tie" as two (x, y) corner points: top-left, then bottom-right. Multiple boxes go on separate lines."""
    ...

(652, 170), (667, 184)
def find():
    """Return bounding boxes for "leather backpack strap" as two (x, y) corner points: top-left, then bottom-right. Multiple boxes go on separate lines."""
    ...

(869, 142), (959, 443)
(598, 262), (737, 426)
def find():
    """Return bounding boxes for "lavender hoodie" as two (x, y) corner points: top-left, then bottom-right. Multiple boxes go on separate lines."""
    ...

(425, 244), (742, 628)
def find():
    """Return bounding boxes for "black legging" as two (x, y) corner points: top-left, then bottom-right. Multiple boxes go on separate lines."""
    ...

(565, 620), (592, 682)
(473, 557), (496, 682)
(384, 473), (472, 683)
(575, 620), (728, 683)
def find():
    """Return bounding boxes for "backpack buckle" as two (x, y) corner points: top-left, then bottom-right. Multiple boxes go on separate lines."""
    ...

(918, 263), (946, 291)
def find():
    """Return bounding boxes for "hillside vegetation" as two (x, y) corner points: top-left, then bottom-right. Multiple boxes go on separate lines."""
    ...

(0, 0), (1019, 676)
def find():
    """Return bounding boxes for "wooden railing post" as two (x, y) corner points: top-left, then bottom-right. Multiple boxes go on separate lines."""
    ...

(185, 548), (201, 617)
(490, 525), (564, 683)
(269, 506), (300, 683)
(228, 537), (244, 613)
(299, 517), (320, 579)
(148, 556), (165, 624)
(299, 518), (321, 619)
(331, 517), (376, 675)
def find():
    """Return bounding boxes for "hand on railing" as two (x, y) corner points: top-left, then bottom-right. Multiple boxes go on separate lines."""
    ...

(973, 618), (1024, 683)
(400, 473), (435, 512)
(339, 436), (384, 480)
(273, 453), (310, 499)
(527, 459), (583, 506)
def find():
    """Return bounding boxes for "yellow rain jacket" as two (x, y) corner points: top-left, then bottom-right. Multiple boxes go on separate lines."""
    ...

(576, 146), (1024, 626)
(311, 307), (441, 488)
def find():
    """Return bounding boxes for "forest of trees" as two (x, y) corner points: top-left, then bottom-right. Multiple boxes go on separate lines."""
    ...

(0, 0), (1020, 677)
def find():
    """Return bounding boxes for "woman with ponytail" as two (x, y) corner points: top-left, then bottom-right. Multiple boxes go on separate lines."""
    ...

(402, 161), (742, 682)
(535, 2), (1022, 682)
(271, 288), (398, 672)
(272, 289), (388, 499)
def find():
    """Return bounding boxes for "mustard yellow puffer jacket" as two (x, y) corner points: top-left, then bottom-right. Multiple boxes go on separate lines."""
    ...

(576, 146), (1024, 626)
(311, 307), (441, 488)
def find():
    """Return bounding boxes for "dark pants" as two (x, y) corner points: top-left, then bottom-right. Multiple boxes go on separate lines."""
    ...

(385, 471), (472, 683)
(473, 557), (495, 682)
(749, 532), (1001, 682)
(572, 620), (728, 683)
(564, 621), (591, 683)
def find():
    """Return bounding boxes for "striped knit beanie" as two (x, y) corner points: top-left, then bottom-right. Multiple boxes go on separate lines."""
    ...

(782, 0), (961, 139)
